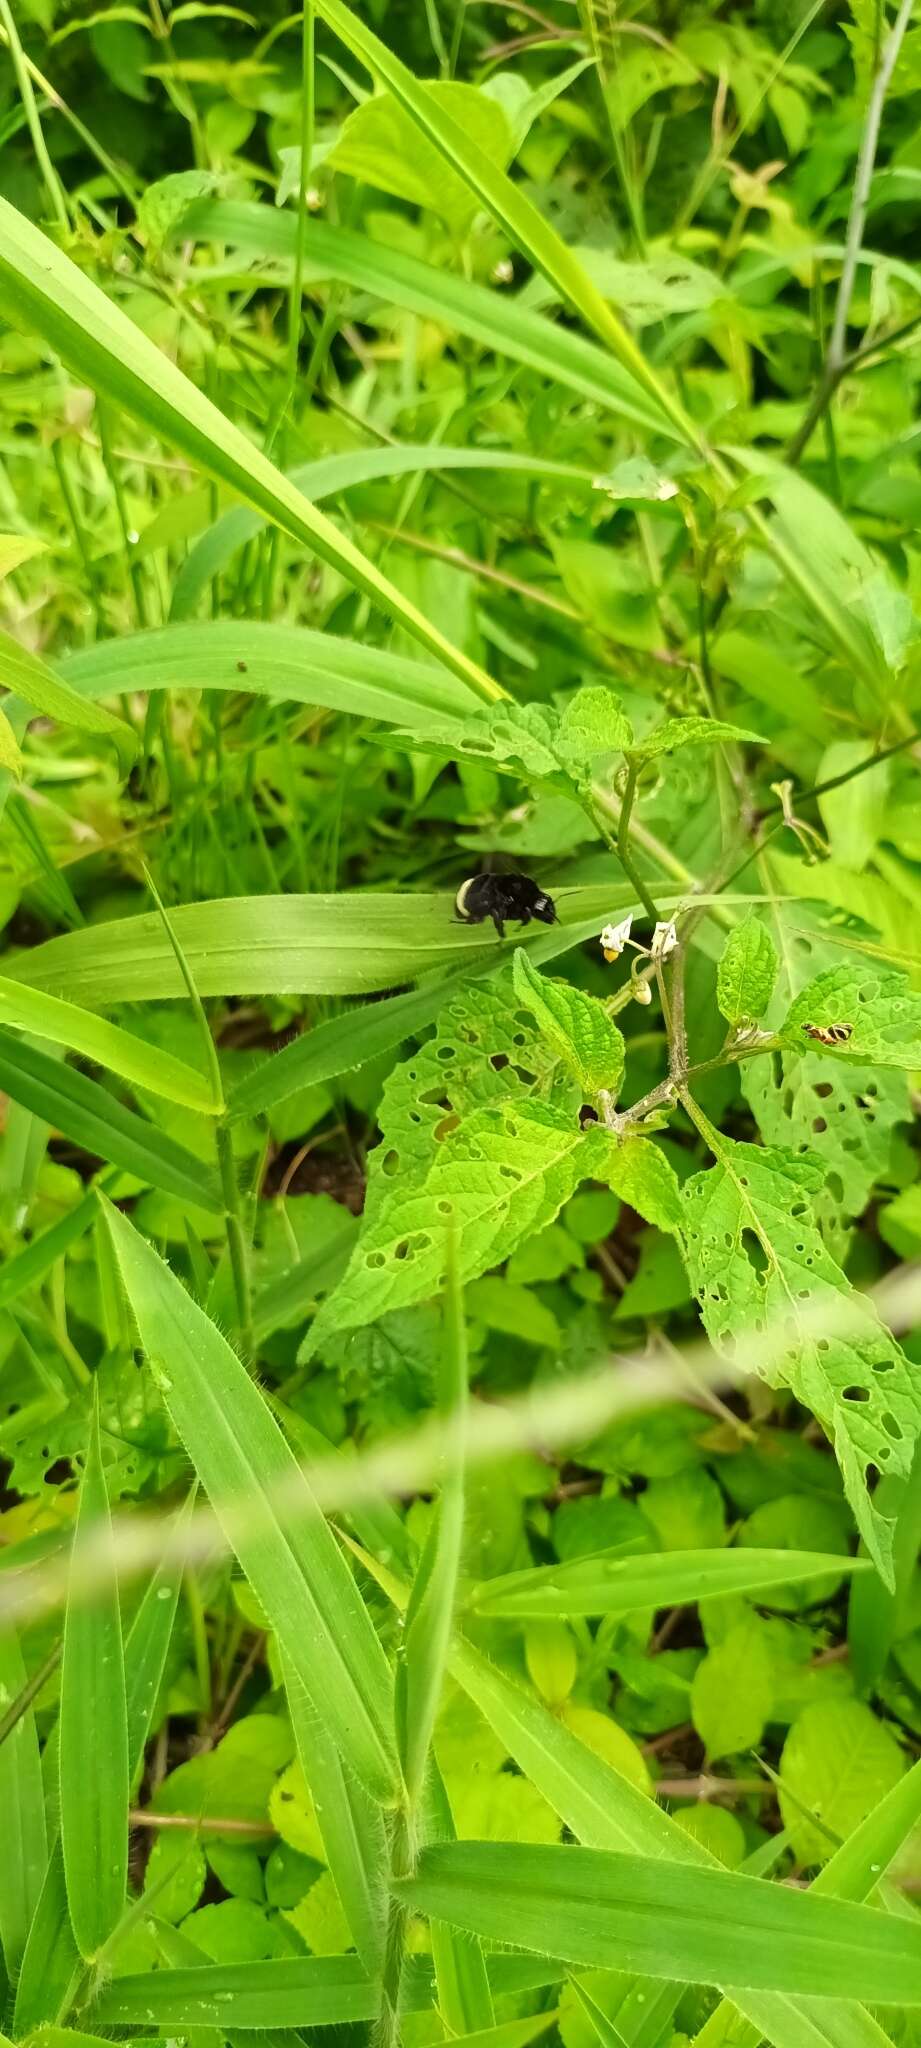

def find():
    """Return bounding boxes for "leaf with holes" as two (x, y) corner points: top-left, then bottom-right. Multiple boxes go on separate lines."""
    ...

(513, 951), (625, 1098)
(600, 1135), (684, 1234)
(742, 903), (909, 1258)
(628, 717), (764, 762)
(682, 1133), (921, 1585)
(717, 917), (778, 1027)
(307, 1100), (604, 1355)
(783, 962), (921, 1069)
(390, 702), (567, 786)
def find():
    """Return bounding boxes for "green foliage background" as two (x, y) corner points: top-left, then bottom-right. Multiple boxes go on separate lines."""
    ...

(2, 1), (921, 2044)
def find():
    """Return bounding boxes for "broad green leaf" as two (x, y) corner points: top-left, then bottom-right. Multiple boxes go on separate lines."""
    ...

(0, 1028), (222, 1211)
(168, 449), (591, 619)
(0, 624), (135, 765)
(91, 1955), (377, 2027)
(779, 1701), (905, 1867)
(311, 0), (692, 440)
(13, 1840), (80, 2036)
(329, 82), (514, 229)
(742, 901), (909, 1255)
(53, 620), (481, 731)
(103, 1201), (397, 1802)
(682, 1131), (921, 1583)
(396, 1840), (921, 2004)
(394, 701), (566, 782)
(555, 687), (634, 780)
(783, 962), (921, 1068)
(710, 631), (830, 743)
(466, 1547), (869, 1620)
(123, 1488), (194, 1786)
(0, 198), (498, 702)
(182, 202), (682, 440)
(601, 1135), (684, 1233)
(283, 1659), (387, 1974)
(717, 917), (779, 1027)
(629, 716), (764, 763)
(0, 1625), (47, 1979)
(691, 1620), (773, 1759)
(397, 1237), (468, 1805)
(6, 885), (633, 1005)
(513, 950), (625, 1097)
(0, 974), (220, 1113)
(59, 1391), (129, 1958)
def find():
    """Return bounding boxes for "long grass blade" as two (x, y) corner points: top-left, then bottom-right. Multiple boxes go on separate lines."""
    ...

(0, 1624), (47, 1980)
(0, 974), (219, 1114)
(468, 1547), (870, 1619)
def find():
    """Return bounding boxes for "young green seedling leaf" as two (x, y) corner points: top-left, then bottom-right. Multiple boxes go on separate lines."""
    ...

(717, 916), (779, 1026)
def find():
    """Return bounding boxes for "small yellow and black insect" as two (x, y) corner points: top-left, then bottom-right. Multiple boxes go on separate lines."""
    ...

(454, 871), (557, 940)
(803, 1022), (853, 1047)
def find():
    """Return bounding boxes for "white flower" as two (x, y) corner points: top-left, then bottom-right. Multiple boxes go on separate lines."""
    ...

(651, 919), (678, 961)
(491, 257), (514, 284)
(600, 914), (633, 962)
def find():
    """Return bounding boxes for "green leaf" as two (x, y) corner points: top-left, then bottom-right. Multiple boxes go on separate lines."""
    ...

(783, 962), (921, 1068)
(397, 1235), (468, 1805)
(395, 701), (566, 782)
(0, 706), (23, 777)
(7, 886), (632, 1005)
(816, 743), (890, 873)
(91, 1955), (377, 2028)
(629, 716), (764, 763)
(0, 1028), (222, 1211)
(600, 1135), (684, 1233)
(717, 917), (779, 1027)
(396, 1840), (921, 2005)
(467, 1548), (869, 1620)
(53, 620), (481, 731)
(329, 82), (514, 229)
(283, 1661), (387, 1974)
(780, 1701), (905, 1868)
(513, 951), (625, 1097)
(13, 1840), (80, 2036)
(0, 1625), (47, 1979)
(0, 624), (135, 766)
(0, 199), (498, 703)
(183, 202), (683, 441)
(123, 1488), (194, 1786)
(0, 533), (46, 579)
(310, 0), (692, 440)
(555, 687), (634, 780)
(691, 1619), (774, 1760)
(682, 1131), (921, 1583)
(0, 974), (220, 1113)
(102, 1200), (397, 1803)
(59, 1390), (129, 1958)
(742, 904), (909, 1256)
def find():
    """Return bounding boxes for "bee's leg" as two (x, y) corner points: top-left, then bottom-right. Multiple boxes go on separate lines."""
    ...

(492, 914), (506, 938)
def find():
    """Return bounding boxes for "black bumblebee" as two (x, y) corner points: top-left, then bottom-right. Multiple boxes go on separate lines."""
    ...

(454, 871), (557, 939)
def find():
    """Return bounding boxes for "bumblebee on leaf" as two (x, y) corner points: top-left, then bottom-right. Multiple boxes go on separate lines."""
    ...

(454, 871), (557, 940)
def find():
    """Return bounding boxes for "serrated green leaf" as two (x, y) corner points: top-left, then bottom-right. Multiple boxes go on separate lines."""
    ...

(513, 951), (625, 1096)
(600, 1134), (684, 1233)
(682, 1133), (921, 1583)
(717, 917), (779, 1027)
(742, 904), (909, 1257)
(393, 701), (565, 782)
(629, 717), (764, 762)
(780, 1701), (905, 1867)
(691, 1620), (774, 1760)
(783, 962), (921, 1068)
(555, 687), (634, 781)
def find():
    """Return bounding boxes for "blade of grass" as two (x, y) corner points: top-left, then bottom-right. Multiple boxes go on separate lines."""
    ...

(91, 1955), (376, 2028)
(0, 198), (500, 703)
(396, 1842), (921, 2005)
(0, 625), (135, 768)
(0, 975), (219, 1115)
(102, 1199), (397, 1803)
(283, 1657), (388, 1975)
(0, 1029), (223, 1211)
(13, 1839), (81, 2036)
(59, 1389), (129, 1959)
(467, 1547), (870, 1618)
(123, 1487), (196, 1788)
(0, 1624), (47, 1981)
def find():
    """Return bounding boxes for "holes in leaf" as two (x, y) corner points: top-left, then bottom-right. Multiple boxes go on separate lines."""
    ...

(872, 1357), (895, 1374)
(367, 1252), (385, 1269)
(740, 1228), (768, 1276)
(435, 1113), (460, 1142)
(436, 1200), (453, 1216)
(882, 1412), (903, 1441)
(813, 1083), (833, 1102)
(491, 1052), (510, 1072)
(812, 1117), (827, 1135)
(382, 1149), (399, 1178)
(843, 1385), (870, 1403)
(437, 1045), (456, 1062)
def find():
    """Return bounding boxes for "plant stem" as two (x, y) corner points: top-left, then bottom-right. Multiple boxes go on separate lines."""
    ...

(0, 1638), (61, 1749)
(216, 1120), (254, 1358)
(376, 1804), (412, 2048)
(785, 0), (916, 468)
(0, 0), (69, 230)
(616, 762), (661, 922)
